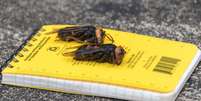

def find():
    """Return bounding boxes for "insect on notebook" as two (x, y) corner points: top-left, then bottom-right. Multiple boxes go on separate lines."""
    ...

(1, 25), (201, 101)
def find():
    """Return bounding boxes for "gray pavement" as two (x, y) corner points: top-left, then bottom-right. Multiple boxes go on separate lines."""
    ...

(1, 0), (201, 101)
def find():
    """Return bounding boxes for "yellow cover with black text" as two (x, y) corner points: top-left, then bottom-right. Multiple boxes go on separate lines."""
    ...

(1, 25), (201, 101)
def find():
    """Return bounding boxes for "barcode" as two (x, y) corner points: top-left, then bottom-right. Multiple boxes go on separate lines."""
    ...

(153, 56), (181, 74)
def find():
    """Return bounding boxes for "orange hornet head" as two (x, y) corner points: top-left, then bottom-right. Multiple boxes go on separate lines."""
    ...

(95, 27), (105, 45)
(114, 46), (126, 65)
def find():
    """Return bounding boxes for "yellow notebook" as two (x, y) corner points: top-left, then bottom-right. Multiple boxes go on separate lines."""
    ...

(1, 25), (201, 101)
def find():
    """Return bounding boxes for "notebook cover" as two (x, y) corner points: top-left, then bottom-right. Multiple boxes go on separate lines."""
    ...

(1, 25), (199, 93)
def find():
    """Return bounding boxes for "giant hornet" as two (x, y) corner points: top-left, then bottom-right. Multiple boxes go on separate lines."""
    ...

(48, 25), (114, 45)
(63, 44), (126, 65)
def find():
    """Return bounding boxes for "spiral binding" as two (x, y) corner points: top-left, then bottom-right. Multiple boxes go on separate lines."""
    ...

(17, 53), (24, 57)
(0, 26), (41, 80)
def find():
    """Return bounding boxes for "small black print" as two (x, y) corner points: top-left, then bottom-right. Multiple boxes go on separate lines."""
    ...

(48, 47), (60, 52)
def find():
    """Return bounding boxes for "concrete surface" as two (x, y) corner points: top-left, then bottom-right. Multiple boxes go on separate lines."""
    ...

(1, 0), (201, 101)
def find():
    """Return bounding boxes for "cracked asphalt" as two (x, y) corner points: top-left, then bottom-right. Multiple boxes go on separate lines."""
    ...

(1, 0), (201, 101)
